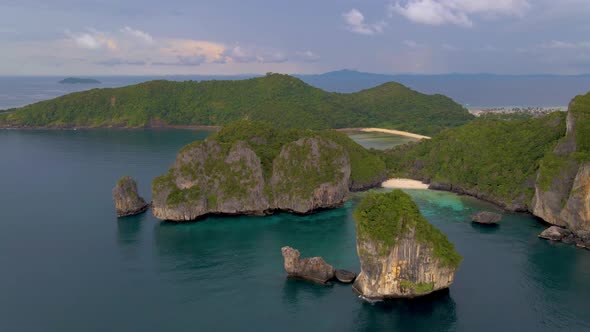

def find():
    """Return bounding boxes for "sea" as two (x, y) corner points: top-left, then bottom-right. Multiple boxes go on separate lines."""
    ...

(0, 77), (589, 331)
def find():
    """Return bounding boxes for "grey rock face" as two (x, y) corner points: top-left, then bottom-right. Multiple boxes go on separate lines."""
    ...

(112, 176), (149, 217)
(471, 212), (502, 225)
(353, 230), (458, 299)
(335, 270), (356, 283)
(281, 246), (335, 284)
(152, 137), (351, 221)
(539, 226), (572, 241)
(532, 101), (590, 237)
(270, 137), (351, 214)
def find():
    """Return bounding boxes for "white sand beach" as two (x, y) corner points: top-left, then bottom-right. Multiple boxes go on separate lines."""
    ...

(360, 128), (431, 140)
(382, 178), (429, 189)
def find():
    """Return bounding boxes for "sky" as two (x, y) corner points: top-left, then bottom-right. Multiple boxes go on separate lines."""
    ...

(2, 0), (590, 75)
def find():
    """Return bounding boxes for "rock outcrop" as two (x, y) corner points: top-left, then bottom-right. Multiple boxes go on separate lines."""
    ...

(352, 190), (461, 299)
(335, 270), (356, 283)
(539, 226), (572, 241)
(533, 95), (590, 239)
(471, 212), (502, 225)
(152, 136), (351, 221)
(112, 176), (149, 217)
(270, 138), (350, 213)
(539, 226), (590, 249)
(281, 246), (335, 284)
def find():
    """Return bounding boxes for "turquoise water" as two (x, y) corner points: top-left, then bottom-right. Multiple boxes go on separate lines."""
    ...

(1, 129), (589, 331)
(341, 130), (418, 150)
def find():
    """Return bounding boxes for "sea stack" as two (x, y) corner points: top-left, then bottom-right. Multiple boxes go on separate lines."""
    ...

(352, 190), (462, 299)
(113, 176), (149, 217)
(281, 246), (335, 284)
(471, 211), (502, 225)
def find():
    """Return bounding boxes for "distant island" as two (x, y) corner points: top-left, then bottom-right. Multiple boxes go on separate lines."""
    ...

(58, 77), (101, 84)
(0, 73), (472, 136)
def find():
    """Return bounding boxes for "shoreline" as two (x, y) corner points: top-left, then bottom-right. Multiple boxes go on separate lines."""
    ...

(0, 124), (221, 131)
(338, 127), (431, 140)
(381, 178), (430, 189)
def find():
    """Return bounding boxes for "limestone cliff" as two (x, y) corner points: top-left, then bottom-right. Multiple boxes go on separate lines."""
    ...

(281, 246), (335, 284)
(151, 135), (351, 221)
(533, 94), (590, 236)
(270, 138), (350, 213)
(352, 190), (461, 299)
(112, 176), (149, 217)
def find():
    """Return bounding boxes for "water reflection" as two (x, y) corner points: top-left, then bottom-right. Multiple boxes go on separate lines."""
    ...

(353, 290), (457, 332)
(116, 214), (145, 246)
(281, 277), (334, 306)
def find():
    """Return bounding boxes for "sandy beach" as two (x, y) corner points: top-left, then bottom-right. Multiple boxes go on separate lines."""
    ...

(360, 128), (431, 140)
(382, 178), (429, 189)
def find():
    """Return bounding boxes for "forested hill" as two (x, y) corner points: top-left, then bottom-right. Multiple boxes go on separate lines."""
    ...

(0, 73), (473, 136)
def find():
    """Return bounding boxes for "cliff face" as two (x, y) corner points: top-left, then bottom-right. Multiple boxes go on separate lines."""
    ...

(270, 138), (350, 213)
(112, 176), (149, 217)
(352, 190), (461, 299)
(354, 232), (457, 299)
(152, 141), (269, 221)
(152, 136), (350, 221)
(533, 96), (590, 236)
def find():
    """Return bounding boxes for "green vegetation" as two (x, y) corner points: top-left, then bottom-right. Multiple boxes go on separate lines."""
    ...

(569, 92), (590, 160)
(353, 190), (462, 268)
(0, 73), (472, 136)
(536, 92), (590, 191)
(211, 120), (386, 189)
(399, 280), (435, 294)
(58, 77), (101, 84)
(383, 112), (567, 206)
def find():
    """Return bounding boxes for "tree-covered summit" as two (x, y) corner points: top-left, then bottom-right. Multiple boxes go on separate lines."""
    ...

(0, 73), (472, 135)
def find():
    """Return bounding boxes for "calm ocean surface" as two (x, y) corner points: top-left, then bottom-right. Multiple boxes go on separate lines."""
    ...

(0, 129), (588, 332)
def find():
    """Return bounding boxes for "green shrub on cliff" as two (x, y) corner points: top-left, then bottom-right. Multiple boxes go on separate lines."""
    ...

(354, 190), (462, 268)
(384, 112), (567, 207)
(211, 120), (386, 188)
(0, 73), (472, 136)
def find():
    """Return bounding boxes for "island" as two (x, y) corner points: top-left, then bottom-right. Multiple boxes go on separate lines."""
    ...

(150, 121), (388, 221)
(0, 73), (472, 136)
(58, 77), (101, 84)
(352, 190), (462, 299)
(383, 92), (590, 249)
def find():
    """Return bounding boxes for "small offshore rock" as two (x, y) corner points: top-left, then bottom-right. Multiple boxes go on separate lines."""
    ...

(113, 176), (149, 217)
(471, 211), (502, 225)
(281, 246), (335, 284)
(539, 226), (572, 241)
(335, 270), (356, 284)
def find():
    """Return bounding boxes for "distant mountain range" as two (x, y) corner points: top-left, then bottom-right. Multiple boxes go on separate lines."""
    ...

(296, 70), (590, 107)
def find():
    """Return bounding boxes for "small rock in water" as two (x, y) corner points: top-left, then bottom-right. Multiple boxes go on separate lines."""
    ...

(281, 246), (335, 284)
(113, 176), (149, 218)
(335, 270), (356, 284)
(471, 212), (502, 225)
(538, 226), (572, 241)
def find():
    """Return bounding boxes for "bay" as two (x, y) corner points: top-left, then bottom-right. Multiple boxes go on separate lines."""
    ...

(0, 129), (588, 331)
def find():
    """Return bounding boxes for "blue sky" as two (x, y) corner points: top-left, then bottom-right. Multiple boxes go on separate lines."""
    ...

(2, 0), (590, 75)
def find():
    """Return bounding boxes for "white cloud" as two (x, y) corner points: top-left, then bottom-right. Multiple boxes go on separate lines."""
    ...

(343, 9), (386, 35)
(296, 50), (321, 62)
(390, 0), (530, 27)
(120, 26), (154, 44)
(538, 40), (590, 49)
(65, 29), (117, 50)
(403, 40), (420, 48)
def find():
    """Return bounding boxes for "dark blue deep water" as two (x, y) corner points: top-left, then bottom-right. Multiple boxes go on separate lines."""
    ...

(1, 129), (589, 331)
